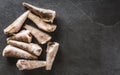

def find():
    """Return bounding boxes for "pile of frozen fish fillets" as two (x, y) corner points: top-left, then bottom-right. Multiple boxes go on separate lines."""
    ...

(2, 2), (59, 70)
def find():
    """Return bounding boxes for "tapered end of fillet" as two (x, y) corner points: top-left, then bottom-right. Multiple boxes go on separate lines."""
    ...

(4, 25), (16, 35)
(22, 2), (56, 23)
(2, 47), (7, 57)
(4, 11), (30, 34)
(46, 42), (59, 70)
(22, 2), (30, 7)
(7, 30), (32, 43)
(16, 59), (46, 70)
(2, 45), (37, 59)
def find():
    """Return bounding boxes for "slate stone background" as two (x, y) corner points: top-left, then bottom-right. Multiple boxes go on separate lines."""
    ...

(0, 0), (120, 75)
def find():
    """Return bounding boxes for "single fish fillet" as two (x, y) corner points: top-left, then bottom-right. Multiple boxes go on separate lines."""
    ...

(28, 12), (57, 32)
(4, 11), (30, 34)
(24, 24), (51, 44)
(23, 2), (56, 23)
(46, 42), (59, 70)
(2, 45), (37, 59)
(16, 59), (46, 70)
(7, 30), (32, 43)
(7, 40), (42, 56)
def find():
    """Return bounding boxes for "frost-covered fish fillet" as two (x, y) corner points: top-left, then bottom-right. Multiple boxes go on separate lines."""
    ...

(2, 45), (37, 59)
(4, 11), (30, 34)
(28, 12), (57, 32)
(23, 2), (56, 23)
(16, 59), (46, 70)
(7, 40), (42, 56)
(46, 42), (59, 70)
(24, 24), (51, 44)
(7, 30), (32, 43)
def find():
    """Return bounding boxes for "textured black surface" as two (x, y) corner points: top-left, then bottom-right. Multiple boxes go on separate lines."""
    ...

(1, 0), (120, 75)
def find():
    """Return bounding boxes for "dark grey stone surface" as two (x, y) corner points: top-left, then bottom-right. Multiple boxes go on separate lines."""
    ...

(1, 0), (120, 75)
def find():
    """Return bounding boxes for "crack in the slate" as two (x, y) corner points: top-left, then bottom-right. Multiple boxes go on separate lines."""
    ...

(69, 0), (120, 27)
(68, 0), (94, 23)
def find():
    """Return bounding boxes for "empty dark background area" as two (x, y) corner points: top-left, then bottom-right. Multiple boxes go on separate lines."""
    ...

(0, 0), (120, 75)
